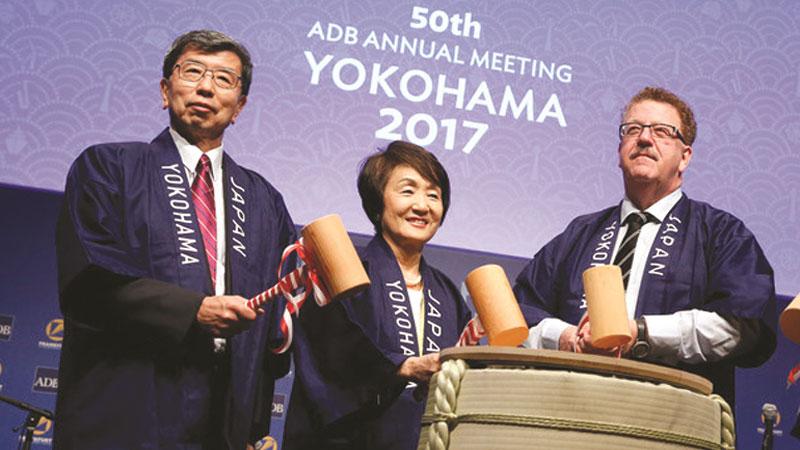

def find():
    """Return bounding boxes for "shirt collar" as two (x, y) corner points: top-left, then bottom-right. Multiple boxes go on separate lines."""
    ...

(620, 188), (683, 224)
(169, 127), (223, 179)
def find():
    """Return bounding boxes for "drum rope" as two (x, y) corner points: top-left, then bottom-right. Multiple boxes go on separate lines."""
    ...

(425, 359), (467, 450)
(421, 359), (735, 450)
(710, 394), (735, 449)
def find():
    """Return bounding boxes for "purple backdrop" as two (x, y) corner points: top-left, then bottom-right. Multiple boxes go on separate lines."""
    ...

(0, 0), (797, 295)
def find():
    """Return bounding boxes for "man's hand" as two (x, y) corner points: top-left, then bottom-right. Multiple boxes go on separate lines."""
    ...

(575, 315), (637, 356)
(397, 353), (441, 383)
(559, 325), (579, 352)
(196, 295), (260, 337)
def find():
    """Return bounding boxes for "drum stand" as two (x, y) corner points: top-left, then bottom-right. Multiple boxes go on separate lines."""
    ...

(0, 393), (53, 450)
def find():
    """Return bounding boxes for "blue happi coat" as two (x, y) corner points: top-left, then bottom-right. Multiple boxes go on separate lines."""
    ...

(514, 194), (776, 404)
(54, 129), (294, 449)
(285, 235), (472, 450)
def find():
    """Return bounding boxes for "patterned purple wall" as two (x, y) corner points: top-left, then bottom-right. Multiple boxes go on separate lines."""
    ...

(1, 0), (798, 294)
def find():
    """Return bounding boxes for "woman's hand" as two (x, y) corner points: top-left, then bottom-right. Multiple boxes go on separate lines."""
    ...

(397, 353), (441, 383)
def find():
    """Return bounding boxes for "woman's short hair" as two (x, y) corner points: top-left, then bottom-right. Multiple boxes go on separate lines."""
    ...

(357, 141), (451, 233)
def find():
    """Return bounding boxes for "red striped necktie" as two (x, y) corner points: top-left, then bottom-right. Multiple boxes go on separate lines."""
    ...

(192, 154), (217, 284)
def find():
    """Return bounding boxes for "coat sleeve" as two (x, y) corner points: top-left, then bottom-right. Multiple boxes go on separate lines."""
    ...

(513, 229), (572, 327)
(701, 214), (777, 367)
(56, 146), (204, 346)
(320, 271), (406, 386)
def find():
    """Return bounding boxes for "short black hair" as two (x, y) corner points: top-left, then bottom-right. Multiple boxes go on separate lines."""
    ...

(357, 141), (451, 233)
(162, 30), (253, 95)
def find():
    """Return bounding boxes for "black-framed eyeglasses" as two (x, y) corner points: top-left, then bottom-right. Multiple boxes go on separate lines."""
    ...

(619, 122), (686, 144)
(172, 60), (241, 90)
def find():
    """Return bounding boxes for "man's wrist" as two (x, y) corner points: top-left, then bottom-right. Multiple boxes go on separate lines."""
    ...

(630, 317), (651, 359)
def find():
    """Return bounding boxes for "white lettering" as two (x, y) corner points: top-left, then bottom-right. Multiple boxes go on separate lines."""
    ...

(161, 163), (181, 174)
(306, 21), (324, 39)
(229, 176), (245, 192)
(304, 51), (334, 85)
(392, 303), (410, 317)
(465, 81), (496, 115)
(175, 223), (194, 235)
(652, 247), (669, 258)
(426, 337), (440, 352)
(170, 199), (190, 210)
(232, 220), (245, 237)
(362, 30), (379, 49)
(232, 203), (246, 223)
(173, 212), (192, 224)
(648, 262), (666, 277)
(164, 173), (183, 185)
(386, 280), (403, 291)
(178, 236), (198, 253)
(399, 69), (433, 102)
(332, 58), (367, 91)
(498, 86), (533, 121)
(231, 188), (245, 205)
(399, 331), (414, 344)
(369, 64), (398, 97)
(397, 317), (412, 330)
(232, 237), (247, 258)
(536, 93), (566, 127)
(180, 253), (199, 265)
(33, 377), (58, 388)
(167, 186), (187, 198)
(427, 302), (441, 318)
(435, 74), (465, 108)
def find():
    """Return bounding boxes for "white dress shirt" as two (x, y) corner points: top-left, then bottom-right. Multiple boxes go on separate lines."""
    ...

(170, 128), (227, 349)
(525, 188), (755, 364)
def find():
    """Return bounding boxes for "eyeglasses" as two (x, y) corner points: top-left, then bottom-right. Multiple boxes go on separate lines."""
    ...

(173, 60), (241, 90)
(619, 122), (686, 144)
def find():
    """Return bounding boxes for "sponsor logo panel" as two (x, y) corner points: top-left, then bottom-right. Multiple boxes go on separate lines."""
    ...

(0, 315), (13, 341)
(32, 367), (58, 394)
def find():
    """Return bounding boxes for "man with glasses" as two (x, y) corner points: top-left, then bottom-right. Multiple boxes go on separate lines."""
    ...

(54, 30), (295, 449)
(514, 86), (776, 407)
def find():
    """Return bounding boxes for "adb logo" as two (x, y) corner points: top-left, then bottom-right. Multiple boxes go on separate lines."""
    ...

(271, 393), (286, 418)
(0, 315), (13, 341)
(32, 367), (58, 394)
(38, 318), (63, 349)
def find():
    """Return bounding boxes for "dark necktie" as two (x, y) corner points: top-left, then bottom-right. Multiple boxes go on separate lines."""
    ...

(192, 154), (217, 284)
(613, 212), (649, 289)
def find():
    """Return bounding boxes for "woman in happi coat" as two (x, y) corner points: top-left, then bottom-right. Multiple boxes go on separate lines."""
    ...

(283, 141), (472, 450)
